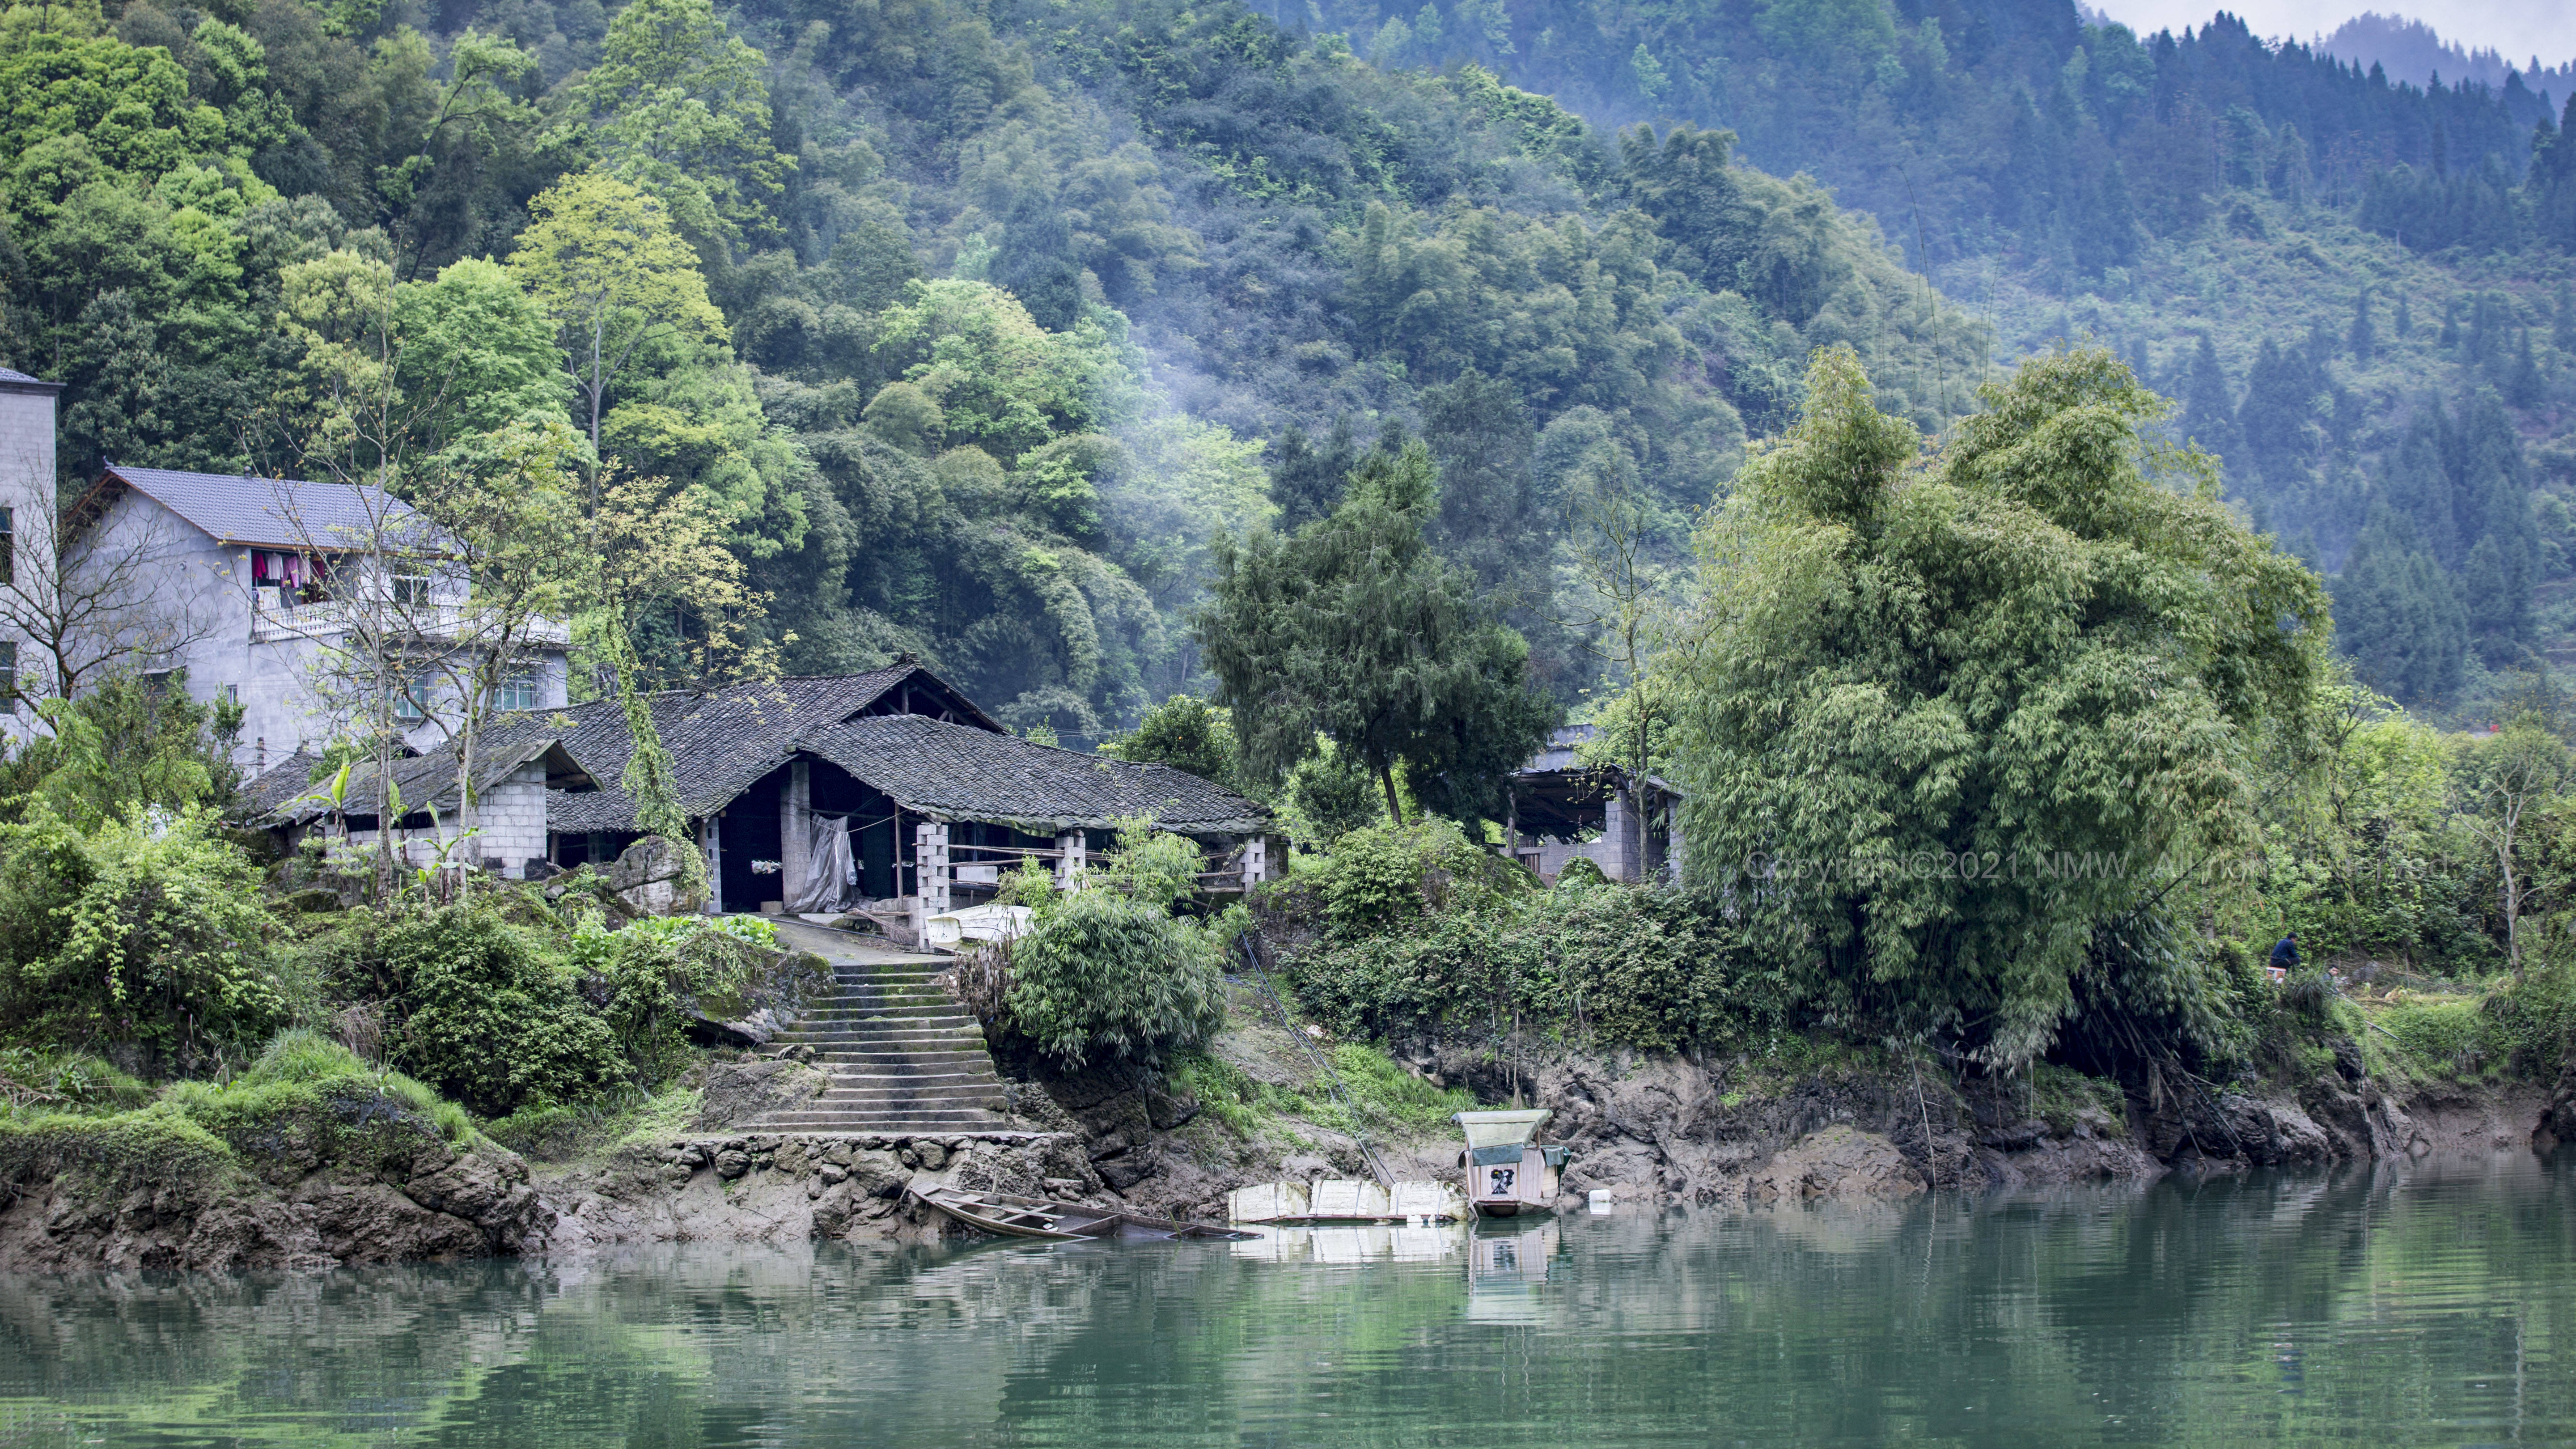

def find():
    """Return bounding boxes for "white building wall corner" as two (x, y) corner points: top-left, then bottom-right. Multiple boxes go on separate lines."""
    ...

(0, 381), (59, 748)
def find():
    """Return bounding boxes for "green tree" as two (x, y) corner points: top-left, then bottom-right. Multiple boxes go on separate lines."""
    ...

(506, 173), (729, 460)
(580, 0), (791, 249)
(390, 255), (570, 452)
(0, 674), (242, 828)
(2450, 720), (2571, 977)
(1198, 437), (1559, 824)
(1103, 693), (1238, 788)
(1664, 346), (2330, 1065)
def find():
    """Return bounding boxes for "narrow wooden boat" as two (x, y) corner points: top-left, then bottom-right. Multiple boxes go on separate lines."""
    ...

(911, 1184), (1252, 1241)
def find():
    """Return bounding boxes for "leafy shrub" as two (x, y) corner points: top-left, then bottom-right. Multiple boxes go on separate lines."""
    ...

(1292, 882), (1787, 1051)
(1311, 819), (1528, 935)
(566, 912), (765, 1084)
(1003, 889), (1228, 1066)
(1551, 856), (1609, 890)
(380, 906), (618, 1118)
(0, 805), (288, 1056)
(1093, 816), (1207, 912)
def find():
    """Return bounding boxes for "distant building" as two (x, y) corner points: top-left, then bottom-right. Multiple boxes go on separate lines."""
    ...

(1504, 724), (1681, 885)
(0, 369), (570, 775)
(250, 664), (1280, 937)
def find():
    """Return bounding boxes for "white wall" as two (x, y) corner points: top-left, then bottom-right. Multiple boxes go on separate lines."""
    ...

(0, 382), (58, 746)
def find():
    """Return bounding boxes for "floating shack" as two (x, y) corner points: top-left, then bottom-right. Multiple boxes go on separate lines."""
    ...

(1454, 1109), (1569, 1216)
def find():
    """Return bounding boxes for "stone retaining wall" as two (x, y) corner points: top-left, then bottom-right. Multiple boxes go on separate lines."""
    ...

(542, 1130), (1105, 1247)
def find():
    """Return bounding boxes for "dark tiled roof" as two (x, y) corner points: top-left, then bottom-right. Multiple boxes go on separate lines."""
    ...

(0, 367), (61, 393)
(501, 672), (932, 826)
(498, 668), (1268, 837)
(241, 750), (327, 816)
(801, 714), (1271, 835)
(100, 465), (442, 551)
(262, 737), (575, 826)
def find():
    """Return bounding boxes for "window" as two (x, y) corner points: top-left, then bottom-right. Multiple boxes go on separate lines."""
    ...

(142, 669), (174, 699)
(497, 673), (538, 712)
(218, 683), (238, 707)
(0, 506), (14, 587)
(393, 684), (426, 722)
(390, 575), (431, 608)
(0, 641), (15, 702)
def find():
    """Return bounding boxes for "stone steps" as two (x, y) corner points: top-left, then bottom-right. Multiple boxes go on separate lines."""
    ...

(744, 944), (1017, 1135)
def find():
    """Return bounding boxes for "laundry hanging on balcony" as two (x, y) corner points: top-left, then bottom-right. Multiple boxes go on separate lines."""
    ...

(250, 551), (331, 601)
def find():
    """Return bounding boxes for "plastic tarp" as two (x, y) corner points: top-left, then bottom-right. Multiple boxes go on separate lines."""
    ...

(789, 813), (857, 914)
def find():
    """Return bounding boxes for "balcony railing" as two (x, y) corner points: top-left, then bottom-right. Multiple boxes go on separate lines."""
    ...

(250, 593), (572, 648)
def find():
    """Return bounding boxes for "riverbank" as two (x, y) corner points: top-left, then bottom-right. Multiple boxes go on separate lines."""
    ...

(7, 971), (2560, 1271)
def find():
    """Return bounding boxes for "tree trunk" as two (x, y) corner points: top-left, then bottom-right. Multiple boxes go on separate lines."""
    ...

(1377, 761), (1404, 826)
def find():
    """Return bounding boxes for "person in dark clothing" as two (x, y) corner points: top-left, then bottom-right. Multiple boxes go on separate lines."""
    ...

(2269, 933), (2300, 971)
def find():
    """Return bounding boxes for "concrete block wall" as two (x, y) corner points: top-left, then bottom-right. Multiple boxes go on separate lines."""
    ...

(470, 761), (550, 874)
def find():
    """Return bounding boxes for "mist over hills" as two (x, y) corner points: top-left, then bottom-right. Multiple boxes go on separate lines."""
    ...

(2, 0), (2573, 728)
(1254, 0), (2576, 716)
(2317, 12), (2573, 95)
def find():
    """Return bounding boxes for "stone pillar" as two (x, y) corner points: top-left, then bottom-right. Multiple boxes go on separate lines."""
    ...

(1600, 790), (1630, 882)
(781, 759), (810, 909)
(1241, 833), (1266, 890)
(914, 820), (950, 941)
(700, 816), (722, 914)
(1055, 829), (1086, 890)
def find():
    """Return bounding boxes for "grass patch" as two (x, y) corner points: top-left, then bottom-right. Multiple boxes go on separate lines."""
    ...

(1315, 1044), (1477, 1134)
(1165, 1042), (1476, 1143)
(489, 1082), (705, 1163)
(0, 1046), (152, 1117)
(2027, 1063), (2127, 1138)
(1167, 1051), (1266, 1138)
(0, 1106), (235, 1193)
(2374, 999), (2492, 1081)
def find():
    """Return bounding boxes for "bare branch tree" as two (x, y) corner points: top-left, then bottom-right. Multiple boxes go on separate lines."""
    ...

(1557, 439), (1674, 783)
(0, 456), (220, 715)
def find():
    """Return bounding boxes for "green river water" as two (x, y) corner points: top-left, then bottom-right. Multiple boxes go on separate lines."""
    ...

(4, 1152), (2575, 1447)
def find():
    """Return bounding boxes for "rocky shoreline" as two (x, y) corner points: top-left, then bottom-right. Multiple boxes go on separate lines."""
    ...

(2, 1034), (2565, 1272)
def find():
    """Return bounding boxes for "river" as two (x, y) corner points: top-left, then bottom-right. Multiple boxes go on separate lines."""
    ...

(4, 1152), (2573, 1446)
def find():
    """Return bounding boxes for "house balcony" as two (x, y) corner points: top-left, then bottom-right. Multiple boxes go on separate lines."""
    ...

(250, 593), (572, 648)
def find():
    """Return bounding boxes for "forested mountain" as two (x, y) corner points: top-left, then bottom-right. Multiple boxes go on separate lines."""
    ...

(0, 0), (1984, 740)
(10, 0), (2576, 738)
(1286, 0), (2574, 716)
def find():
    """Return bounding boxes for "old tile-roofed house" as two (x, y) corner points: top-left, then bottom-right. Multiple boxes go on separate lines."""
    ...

(254, 663), (1276, 932)
(1505, 724), (1681, 885)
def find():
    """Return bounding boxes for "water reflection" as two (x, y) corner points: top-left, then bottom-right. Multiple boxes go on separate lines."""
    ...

(0, 1152), (2570, 1447)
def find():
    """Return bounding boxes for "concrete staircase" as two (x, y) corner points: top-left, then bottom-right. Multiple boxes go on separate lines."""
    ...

(750, 942), (1016, 1135)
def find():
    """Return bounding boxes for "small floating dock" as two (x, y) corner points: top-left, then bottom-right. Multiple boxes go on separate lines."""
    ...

(1225, 1178), (1469, 1225)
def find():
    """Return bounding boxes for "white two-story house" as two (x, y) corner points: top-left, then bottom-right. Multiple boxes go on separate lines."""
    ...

(0, 366), (570, 778)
